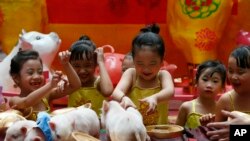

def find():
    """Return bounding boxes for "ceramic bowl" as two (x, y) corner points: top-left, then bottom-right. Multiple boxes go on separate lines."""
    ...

(72, 131), (100, 141)
(146, 124), (184, 139)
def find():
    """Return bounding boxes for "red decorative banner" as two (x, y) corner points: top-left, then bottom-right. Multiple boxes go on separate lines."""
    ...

(0, 8), (3, 27)
(195, 28), (217, 51)
(46, 0), (167, 24)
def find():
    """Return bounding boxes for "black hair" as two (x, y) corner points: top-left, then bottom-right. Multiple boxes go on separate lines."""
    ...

(131, 32), (165, 60)
(10, 50), (42, 75)
(140, 23), (160, 34)
(230, 45), (250, 68)
(69, 35), (96, 63)
(195, 60), (227, 86)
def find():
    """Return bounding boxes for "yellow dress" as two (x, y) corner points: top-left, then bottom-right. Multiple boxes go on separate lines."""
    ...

(229, 90), (250, 115)
(21, 98), (50, 121)
(68, 77), (106, 116)
(186, 100), (202, 129)
(128, 75), (168, 125)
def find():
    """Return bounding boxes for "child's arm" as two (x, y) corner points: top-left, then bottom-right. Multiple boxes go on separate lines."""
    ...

(215, 93), (231, 122)
(95, 48), (113, 96)
(8, 71), (62, 109)
(49, 50), (81, 100)
(111, 68), (136, 108)
(176, 102), (189, 126)
(140, 70), (174, 112)
(207, 110), (250, 141)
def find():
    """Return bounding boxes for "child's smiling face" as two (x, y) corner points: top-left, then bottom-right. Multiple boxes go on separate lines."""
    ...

(71, 54), (96, 85)
(133, 46), (162, 81)
(17, 59), (45, 94)
(228, 56), (250, 95)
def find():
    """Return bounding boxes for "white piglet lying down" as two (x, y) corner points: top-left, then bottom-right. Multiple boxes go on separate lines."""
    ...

(101, 100), (149, 141)
(49, 104), (100, 141)
(4, 120), (37, 141)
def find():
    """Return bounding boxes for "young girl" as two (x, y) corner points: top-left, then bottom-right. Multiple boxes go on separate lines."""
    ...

(6, 49), (80, 120)
(67, 35), (113, 115)
(175, 60), (226, 129)
(215, 45), (250, 122)
(122, 52), (134, 73)
(111, 31), (174, 125)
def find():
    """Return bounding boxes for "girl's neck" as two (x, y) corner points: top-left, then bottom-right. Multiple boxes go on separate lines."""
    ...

(196, 96), (216, 106)
(81, 76), (96, 87)
(19, 90), (29, 97)
(137, 75), (158, 88)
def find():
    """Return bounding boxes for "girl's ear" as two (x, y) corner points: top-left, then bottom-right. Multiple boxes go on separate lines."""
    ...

(221, 86), (226, 93)
(11, 74), (20, 87)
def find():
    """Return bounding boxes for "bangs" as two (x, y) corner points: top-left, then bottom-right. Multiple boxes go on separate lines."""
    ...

(70, 43), (96, 62)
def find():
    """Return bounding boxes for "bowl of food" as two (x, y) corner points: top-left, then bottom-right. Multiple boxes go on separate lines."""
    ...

(146, 124), (184, 139)
(72, 132), (100, 141)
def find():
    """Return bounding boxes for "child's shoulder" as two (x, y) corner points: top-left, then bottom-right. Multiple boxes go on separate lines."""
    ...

(122, 68), (136, 78)
(180, 100), (194, 110)
(158, 70), (173, 80)
(218, 90), (234, 102)
(217, 90), (234, 108)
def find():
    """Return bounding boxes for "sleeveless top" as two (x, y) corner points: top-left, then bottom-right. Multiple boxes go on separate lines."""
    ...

(21, 98), (50, 121)
(186, 100), (202, 129)
(128, 75), (168, 125)
(229, 90), (250, 115)
(68, 76), (106, 116)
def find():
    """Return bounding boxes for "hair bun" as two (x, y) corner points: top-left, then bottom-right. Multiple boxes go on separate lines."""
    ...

(79, 35), (91, 41)
(140, 23), (160, 34)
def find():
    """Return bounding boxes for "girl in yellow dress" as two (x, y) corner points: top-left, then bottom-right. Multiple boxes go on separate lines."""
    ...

(176, 60), (226, 129)
(215, 45), (250, 122)
(111, 30), (174, 125)
(5, 49), (81, 120)
(67, 35), (113, 115)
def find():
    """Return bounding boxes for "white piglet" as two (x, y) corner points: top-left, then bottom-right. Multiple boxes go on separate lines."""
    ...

(101, 100), (149, 141)
(49, 104), (100, 141)
(4, 120), (37, 141)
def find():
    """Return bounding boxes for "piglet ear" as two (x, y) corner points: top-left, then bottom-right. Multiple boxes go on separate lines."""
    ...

(84, 103), (92, 108)
(21, 127), (27, 135)
(102, 100), (109, 112)
(34, 137), (42, 141)
(19, 37), (32, 51)
(21, 29), (26, 35)
(49, 122), (56, 131)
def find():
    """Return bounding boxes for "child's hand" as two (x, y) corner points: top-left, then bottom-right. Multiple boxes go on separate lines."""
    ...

(56, 75), (69, 94)
(200, 113), (215, 126)
(120, 96), (137, 109)
(95, 48), (105, 64)
(51, 71), (63, 87)
(139, 96), (157, 114)
(58, 50), (71, 64)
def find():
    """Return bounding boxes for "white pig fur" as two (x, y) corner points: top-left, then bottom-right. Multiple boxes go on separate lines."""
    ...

(4, 120), (37, 141)
(0, 29), (61, 93)
(101, 100), (148, 141)
(23, 127), (46, 141)
(49, 104), (100, 141)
